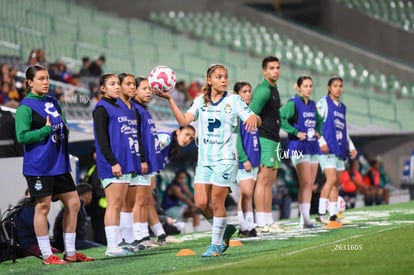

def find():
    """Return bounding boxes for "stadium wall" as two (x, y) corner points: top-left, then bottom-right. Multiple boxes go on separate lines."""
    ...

(319, 0), (414, 68)
(79, 0), (413, 188)
(82, 0), (414, 82)
(357, 134), (414, 188)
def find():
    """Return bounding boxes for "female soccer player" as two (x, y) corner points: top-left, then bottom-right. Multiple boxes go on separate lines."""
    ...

(280, 75), (322, 228)
(151, 125), (198, 244)
(16, 65), (93, 264)
(233, 81), (260, 237)
(130, 76), (165, 248)
(116, 73), (148, 246)
(157, 125), (196, 167)
(93, 73), (142, 256)
(316, 76), (357, 228)
(158, 125), (197, 224)
(154, 64), (260, 257)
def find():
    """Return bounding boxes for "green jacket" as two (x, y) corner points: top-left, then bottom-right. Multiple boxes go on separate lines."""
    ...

(15, 92), (67, 144)
(279, 94), (323, 137)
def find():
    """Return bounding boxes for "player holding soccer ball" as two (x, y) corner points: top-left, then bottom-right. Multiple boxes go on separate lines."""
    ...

(148, 65), (176, 93)
(153, 64), (261, 257)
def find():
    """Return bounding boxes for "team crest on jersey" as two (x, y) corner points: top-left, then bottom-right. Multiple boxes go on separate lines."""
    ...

(44, 102), (60, 118)
(224, 104), (232, 114)
(34, 178), (43, 191)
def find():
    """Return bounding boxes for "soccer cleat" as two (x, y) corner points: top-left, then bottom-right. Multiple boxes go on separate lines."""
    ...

(303, 223), (318, 229)
(316, 214), (330, 225)
(257, 224), (285, 234)
(337, 213), (352, 225)
(201, 244), (222, 257)
(326, 220), (343, 229)
(42, 254), (66, 265)
(157, 233), (167, 244)
(154, 234), (183, 245)
(337, 217), (351, 225)
(329, 214), (338, 221)
(64, 252), (94, 263)
(129, 240), (147, 252)
(105, 246), (135, 257)
(238, 228), (258, 238)
(255, 225), (270, 234)
(118, 240), (136, 252)
(238, 228), (257, 238)
(221, 224), (237, 253)
(138, 237), (160, 249)
(162, 235), (183, 244)
(268, 223), (286, 233)
(249, 228), (258, 236)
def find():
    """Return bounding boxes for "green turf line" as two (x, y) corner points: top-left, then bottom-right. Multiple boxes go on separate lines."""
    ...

(1, 201), (413, 274)
(180, 224), (414, 275)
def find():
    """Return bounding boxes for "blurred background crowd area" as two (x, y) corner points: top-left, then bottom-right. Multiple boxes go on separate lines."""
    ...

(1, 0), (414, 211)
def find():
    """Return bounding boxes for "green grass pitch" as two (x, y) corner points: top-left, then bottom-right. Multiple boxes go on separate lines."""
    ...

(2, 201), (414, 274)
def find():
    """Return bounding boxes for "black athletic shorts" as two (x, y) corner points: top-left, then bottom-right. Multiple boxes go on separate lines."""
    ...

(25, 173), (76, 198)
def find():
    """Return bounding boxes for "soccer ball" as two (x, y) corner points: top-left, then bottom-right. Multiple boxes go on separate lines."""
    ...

(148, 65), (176, 93)
(337, 196), (346, 213)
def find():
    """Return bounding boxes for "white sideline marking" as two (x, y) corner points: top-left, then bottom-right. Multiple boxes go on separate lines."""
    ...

(177, 208), (413, 242)
(181, 226), (399, 274)
(283, 227), (392, 256)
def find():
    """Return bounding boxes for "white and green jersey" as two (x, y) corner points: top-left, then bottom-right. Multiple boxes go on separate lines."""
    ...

(187, 92), (253, 166)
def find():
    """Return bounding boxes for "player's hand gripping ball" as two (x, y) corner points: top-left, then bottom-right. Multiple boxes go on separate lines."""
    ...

(148, 65), (176, 93)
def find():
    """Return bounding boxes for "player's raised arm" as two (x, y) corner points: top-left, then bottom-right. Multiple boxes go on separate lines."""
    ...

(152, 89), (195, 126)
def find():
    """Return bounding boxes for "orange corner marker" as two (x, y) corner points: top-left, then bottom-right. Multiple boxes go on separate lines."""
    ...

(176, 249), (196, 256)
(229, 240), (243, 247)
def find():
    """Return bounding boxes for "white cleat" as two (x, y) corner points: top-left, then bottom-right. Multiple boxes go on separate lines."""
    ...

(316, 214), (330, 225)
